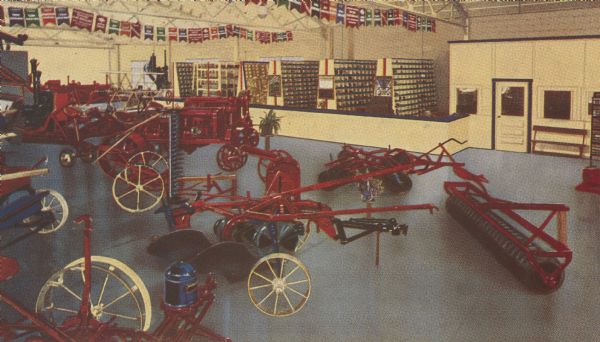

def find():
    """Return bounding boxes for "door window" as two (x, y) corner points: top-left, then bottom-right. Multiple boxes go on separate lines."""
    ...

(500, 87), (524, 116)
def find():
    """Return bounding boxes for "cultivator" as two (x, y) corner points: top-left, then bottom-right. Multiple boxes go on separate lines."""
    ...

(444, 181), (571, 292)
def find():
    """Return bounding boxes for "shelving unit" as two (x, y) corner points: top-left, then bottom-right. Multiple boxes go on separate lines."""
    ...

(391, 58), (436, 116)
(194, 62), (219, 97)
(591, 93), (600, 161)
(334, 60), (377, 112)
(243, 62), (269, 105)
(220, 63), (240, 97)
(281, 61), (319, 109)
(175, 62), (195, 97)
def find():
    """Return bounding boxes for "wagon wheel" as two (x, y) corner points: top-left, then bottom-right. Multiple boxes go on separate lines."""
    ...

(216, 144), (248, 172)
(257, 150), (292, 182)
(128, 151), (169, 176)
(34, 189), (69, 234)
(97, 135), (145, 178)
(35, 256), (153, 331)
(247, 253), (311, 317)
(243, 127), (260, 147)
(112, 164), (164, 213)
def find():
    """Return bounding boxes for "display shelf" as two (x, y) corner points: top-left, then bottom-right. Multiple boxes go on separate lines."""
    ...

(243, 62), (269, 105)
(281, 61), (319, 109)
(591, 93), (600, 161)
(193, 62), (239, 97)
(176, 62), (195, 97)
(333, 60), (377, 112)
(391, 58), (437, 116)
(220, 63), (240, 97)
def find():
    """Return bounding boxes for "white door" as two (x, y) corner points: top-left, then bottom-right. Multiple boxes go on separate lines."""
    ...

(494, 81), (529, 152)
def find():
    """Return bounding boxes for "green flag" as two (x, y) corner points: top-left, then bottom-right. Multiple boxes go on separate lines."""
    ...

(157, 27), (166, 41)
(108, 19), (120, 34)
(365, 9), (372, 26)
(25, 8), (40, 27)
(247, 30), (253, 40)
(277, 0), (289, 7)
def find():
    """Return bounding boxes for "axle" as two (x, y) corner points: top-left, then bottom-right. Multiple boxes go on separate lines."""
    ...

(333, 217), (408, 245)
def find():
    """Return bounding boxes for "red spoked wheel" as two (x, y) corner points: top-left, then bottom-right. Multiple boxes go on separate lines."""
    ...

(216, 144), (248, 172)
(257, 150), (293, 182)
(97, 133), (146, 178)
(243, 127), (260, 147)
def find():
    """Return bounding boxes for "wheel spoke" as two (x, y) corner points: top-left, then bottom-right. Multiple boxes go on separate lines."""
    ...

(141, 176), (162, 187)
(136, 190), (141, 211)
(285, 279), (308, 286)
(279, 258), (285, 278)
(117, 188), (137, 200)
(283, 265), (300, 281)
(266, 260), (278, 279)
(286, 286), (308, 299)
(139, 188), (159, 200)
(257, 289), (274, 306)
(249, 283), (273, 290)
(103, 289), (134, 310)
(57, 283), (82, 301)
(97, 272), (111, 306)
(251, 271), (273, 283)
(273, 292), (279, 315)
(282, 290), (295, 312)
(50, 307), (78, 314)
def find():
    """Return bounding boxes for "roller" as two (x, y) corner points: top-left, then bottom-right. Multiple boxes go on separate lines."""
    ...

(445, 194), (564, 293)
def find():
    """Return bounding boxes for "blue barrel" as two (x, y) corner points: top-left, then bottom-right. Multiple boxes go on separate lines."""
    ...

(164, 261), (199, 308)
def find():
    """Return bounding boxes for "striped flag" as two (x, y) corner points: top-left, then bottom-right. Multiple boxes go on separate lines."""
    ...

(336, 3), (345, 24)
(41, 7), (56, 26)
(320, 0), (331, 21)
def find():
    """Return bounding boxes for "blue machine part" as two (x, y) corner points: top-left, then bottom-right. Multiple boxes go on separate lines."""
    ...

(0, 191), (46, 231)
(164, 261), (199, 308)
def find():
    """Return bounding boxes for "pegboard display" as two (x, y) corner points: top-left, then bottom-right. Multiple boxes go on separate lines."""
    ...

(334, 60), (377, 112)
(591, 93), (600, 161)
(391, 58), (436, 116)
(194, 62), (219, 97)
(176, 62), (195, 97)
(281, 61), (319, 109)
(220, 63), (240, 97)
(243, 62), (269, 105)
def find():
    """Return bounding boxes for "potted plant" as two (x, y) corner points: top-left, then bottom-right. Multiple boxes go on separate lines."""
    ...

(258, 109), (282, 151)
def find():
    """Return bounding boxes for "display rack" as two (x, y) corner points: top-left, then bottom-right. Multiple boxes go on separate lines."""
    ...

(334, 60), (377, 112)
(391, 58), (436, 116)
(281, 61), (319, 109)
(176, 62), (195, 97)
(591, 93), (600, 162)
(194, 62), (219, 97)
(243, 62), (269, 105)
(220, 63), (240, 97)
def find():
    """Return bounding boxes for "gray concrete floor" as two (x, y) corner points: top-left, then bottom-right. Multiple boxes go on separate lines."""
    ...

(1, 136), (599, 341)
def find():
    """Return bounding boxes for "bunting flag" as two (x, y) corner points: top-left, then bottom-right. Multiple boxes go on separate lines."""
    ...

(0, 6), (4, 26)
(403, 12), (409, 28)
(247, 29), (254, 40)
(416, 16), (422, 31)
(394, 9), (401, 26)
(311, 0), (320, 17)
(345, 6), (360, 28)
(95, 15), (108, 32)
(320, 0), (331, 21)
(157, 27), (166, 41)
(218, 25), (226, 38)
(271, 32), (277, 43)
(233, 25), (240, 37)
(336, 3), (345, 24)
(168, 27), (177, 41)
(210, 27), (219, 40)
(188, 28), (202, 43)
(120, 21), (131, 36)
(108, 19), (120, 34)
(55, 7), (69, 26)
(178, 28), (187, 42)
(365, 9), (372, 26)
(407, 13), (417, 32)
(8, 7), (25, 27)
(286, 31), (293, 41)
(71, 8), (93, 31)
(431, 19), (436, 33)
(359, 8), (366, 26)
(374, 9), (381, 26)
(131, 22), (141, 38)
(300, 0), (311, 14)
(25, 8), (40, 27)
(226, 24), (233, 37)
(381, 9), (388, 26)
(144, 25), (154, 40)
(277, 0), (289, 7)
(202, 28), (211, 40)
(240, 27), (247, 39)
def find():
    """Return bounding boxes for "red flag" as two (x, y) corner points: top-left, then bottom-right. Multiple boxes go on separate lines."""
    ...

(226, 24), (233, 37)
(41, 7), (56, 26)
(345, 6), (360, 28)
(286, 31), (293, 41)
(131, 22), (141, 38)
(202, 28), (211, 40)
(94, 15), (107, 32)
(300, 0), (311, 14)
(240, 27), (247, 39)
(431, 19), (436, 33)
(188, 28), (202, 43)
(120, 21), (131, 36)
(320, 0), (331, 21)
(381, 10), (388, 26)
(71, 8), (94, 31)
(408, 14), (417, 31)
(210, 27), (219, 40)
(168, 27), (178, 41)
(394, 9), (401, 26)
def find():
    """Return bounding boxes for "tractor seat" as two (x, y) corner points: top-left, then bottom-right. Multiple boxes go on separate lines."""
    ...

(0, 256), (19, 281)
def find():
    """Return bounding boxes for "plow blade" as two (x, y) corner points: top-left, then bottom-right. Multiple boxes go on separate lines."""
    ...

(189, 242), (258, 283)
(147, 229), (211, 262)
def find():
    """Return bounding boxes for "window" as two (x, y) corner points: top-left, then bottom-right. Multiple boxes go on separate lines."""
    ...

(456, 88), (477, 114)
(500, 87), (524, 116)
(544, 91), (571, 120)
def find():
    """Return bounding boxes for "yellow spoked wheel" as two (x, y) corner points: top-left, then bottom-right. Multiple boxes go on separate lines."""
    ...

(35, 256), (152, 331)
(247, 253), (311, 317)
(112, 164), (164, 213)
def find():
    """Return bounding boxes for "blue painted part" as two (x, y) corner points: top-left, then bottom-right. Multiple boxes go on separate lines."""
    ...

(164, 261), (199, 308)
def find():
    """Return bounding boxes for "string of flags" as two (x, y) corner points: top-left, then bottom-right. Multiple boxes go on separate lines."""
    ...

(0, 5), (294, 44)
(246, 0), (436, 32)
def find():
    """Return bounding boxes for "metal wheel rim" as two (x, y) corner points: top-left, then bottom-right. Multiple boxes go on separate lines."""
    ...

(112, 165), (164, 213)
(247, 253), (311, 317)
(34, 189), (69, 234)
